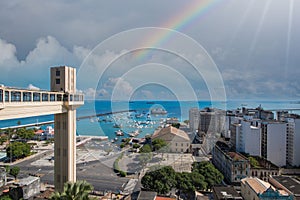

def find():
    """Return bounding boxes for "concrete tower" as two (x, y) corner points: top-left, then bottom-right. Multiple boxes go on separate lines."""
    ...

(51, 66), (80, 191)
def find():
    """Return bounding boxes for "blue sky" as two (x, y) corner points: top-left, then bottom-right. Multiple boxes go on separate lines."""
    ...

(0, 0), (299, 100)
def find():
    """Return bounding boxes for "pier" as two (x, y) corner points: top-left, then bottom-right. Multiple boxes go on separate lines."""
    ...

(77, 109), (136, 120)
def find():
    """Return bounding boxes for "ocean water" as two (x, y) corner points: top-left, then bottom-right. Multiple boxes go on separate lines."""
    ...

(1, 100), (299, 139)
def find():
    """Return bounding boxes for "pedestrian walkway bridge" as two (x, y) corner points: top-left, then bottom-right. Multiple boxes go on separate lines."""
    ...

(0, 85), (84, 120)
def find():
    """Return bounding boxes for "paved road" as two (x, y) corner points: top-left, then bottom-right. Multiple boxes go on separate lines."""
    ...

(14, 151), (130, 193)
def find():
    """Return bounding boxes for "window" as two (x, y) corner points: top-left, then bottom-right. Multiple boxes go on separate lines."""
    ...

(11, 91), (21, 102)
(56, 148), (60, 156)
(42, 93), (48, 101)
(56, 121), (60, 129)
(57, 94), (62, 101)
(33, 93), (40, 101)
(63, 121), (67, 130)
(50, 94), (55, 101)
(56, 70), (60, 76)
(56, 175), (61, 183)
(23, 92), (32, 102)
(56, 78), (60, 84)
(63, 94), (68, 101)
(5, 91), (9, 102)
(0, 89), (2, 102)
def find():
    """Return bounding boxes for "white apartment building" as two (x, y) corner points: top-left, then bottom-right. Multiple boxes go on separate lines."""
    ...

(261, 121), (287, 167)
(238, 119), (261, 156)
(285, 116), (300, 166)
(230, 117), (261, 157)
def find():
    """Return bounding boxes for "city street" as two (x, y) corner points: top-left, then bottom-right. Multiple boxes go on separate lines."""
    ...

(13, 148), (130, 193)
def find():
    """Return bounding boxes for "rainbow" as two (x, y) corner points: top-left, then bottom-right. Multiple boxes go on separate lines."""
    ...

(136, 0), (224, 59)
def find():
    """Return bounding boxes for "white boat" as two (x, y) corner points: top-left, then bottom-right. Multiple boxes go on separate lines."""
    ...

(115, 130), (124, 136)
(128, 130), (140, 137)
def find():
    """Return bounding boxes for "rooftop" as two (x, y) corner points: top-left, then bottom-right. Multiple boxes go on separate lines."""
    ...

(227, 152), (248, 161)
(137, 191), (157, 200)
(152, 126), (190, 141)
(271, 176), (300, 196)
(13, 176), (39, 187)
(213, 186), (243, 200)
(242, 177), (271, 194)
(249, 156), (279, 169)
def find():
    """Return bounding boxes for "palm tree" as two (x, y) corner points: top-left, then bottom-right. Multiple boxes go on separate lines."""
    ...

(50, 180), (95, 200)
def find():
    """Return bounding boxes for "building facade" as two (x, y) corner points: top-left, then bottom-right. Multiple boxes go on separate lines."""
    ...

(261, 121), (287, 167)
(199, 108), (226, 135)
(189, 108), (200, 133)
(51, 66), (82, 191)
(236, 119), (261, 156)
(285, 115), (300, 167)
(212, 141), (250, 184)
(152, 126), (191, 153)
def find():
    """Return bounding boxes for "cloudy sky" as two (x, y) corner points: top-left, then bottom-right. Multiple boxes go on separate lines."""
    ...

(0, 0), (299, 100)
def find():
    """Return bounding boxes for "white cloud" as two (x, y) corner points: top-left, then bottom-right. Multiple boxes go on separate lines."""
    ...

(0, 39), (17, 63)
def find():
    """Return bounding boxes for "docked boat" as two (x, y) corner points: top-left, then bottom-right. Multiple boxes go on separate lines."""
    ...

(128, 130), (140, 137)
(115, 130), (124, 136)
(113, 123), (122, 128)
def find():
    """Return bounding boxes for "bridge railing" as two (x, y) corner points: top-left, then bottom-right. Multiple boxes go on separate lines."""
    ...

(0, 86), (83, 107)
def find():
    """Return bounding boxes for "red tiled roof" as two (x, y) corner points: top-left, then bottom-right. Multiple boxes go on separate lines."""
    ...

(34, 130), (44, 134)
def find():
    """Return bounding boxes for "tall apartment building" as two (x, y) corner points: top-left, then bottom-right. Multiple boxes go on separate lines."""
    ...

(189, 107), (200, 133)
(199, 107), (225, 134)
(285, 115), (300, 167)
(261, 121), (287, 167)
(230, 118), (261, 156)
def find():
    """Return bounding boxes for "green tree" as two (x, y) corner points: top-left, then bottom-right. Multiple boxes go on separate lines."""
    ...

(4, 165), (10, 173)
(0, 135), (8, 145)
(183, 120), (189, 125)
(140, 144), (152, 153)
(9, 166), (20, 180)
(0, 195), (12, 200)
(132, 143), (140, 149)
(192, 161), (223, 189)
(16, 128), (34, 141)
(176, 172), (194, 192)
(50, 180), (95, 200)
(120, 143), (125, 148)
(171, 123), (180, 129)
(190, 172), (207, 191)
(249, 157), (259, 167)
(141, 166), (176, 194)
(152, 139), (167, 152)
(6, 142), (31, 159)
